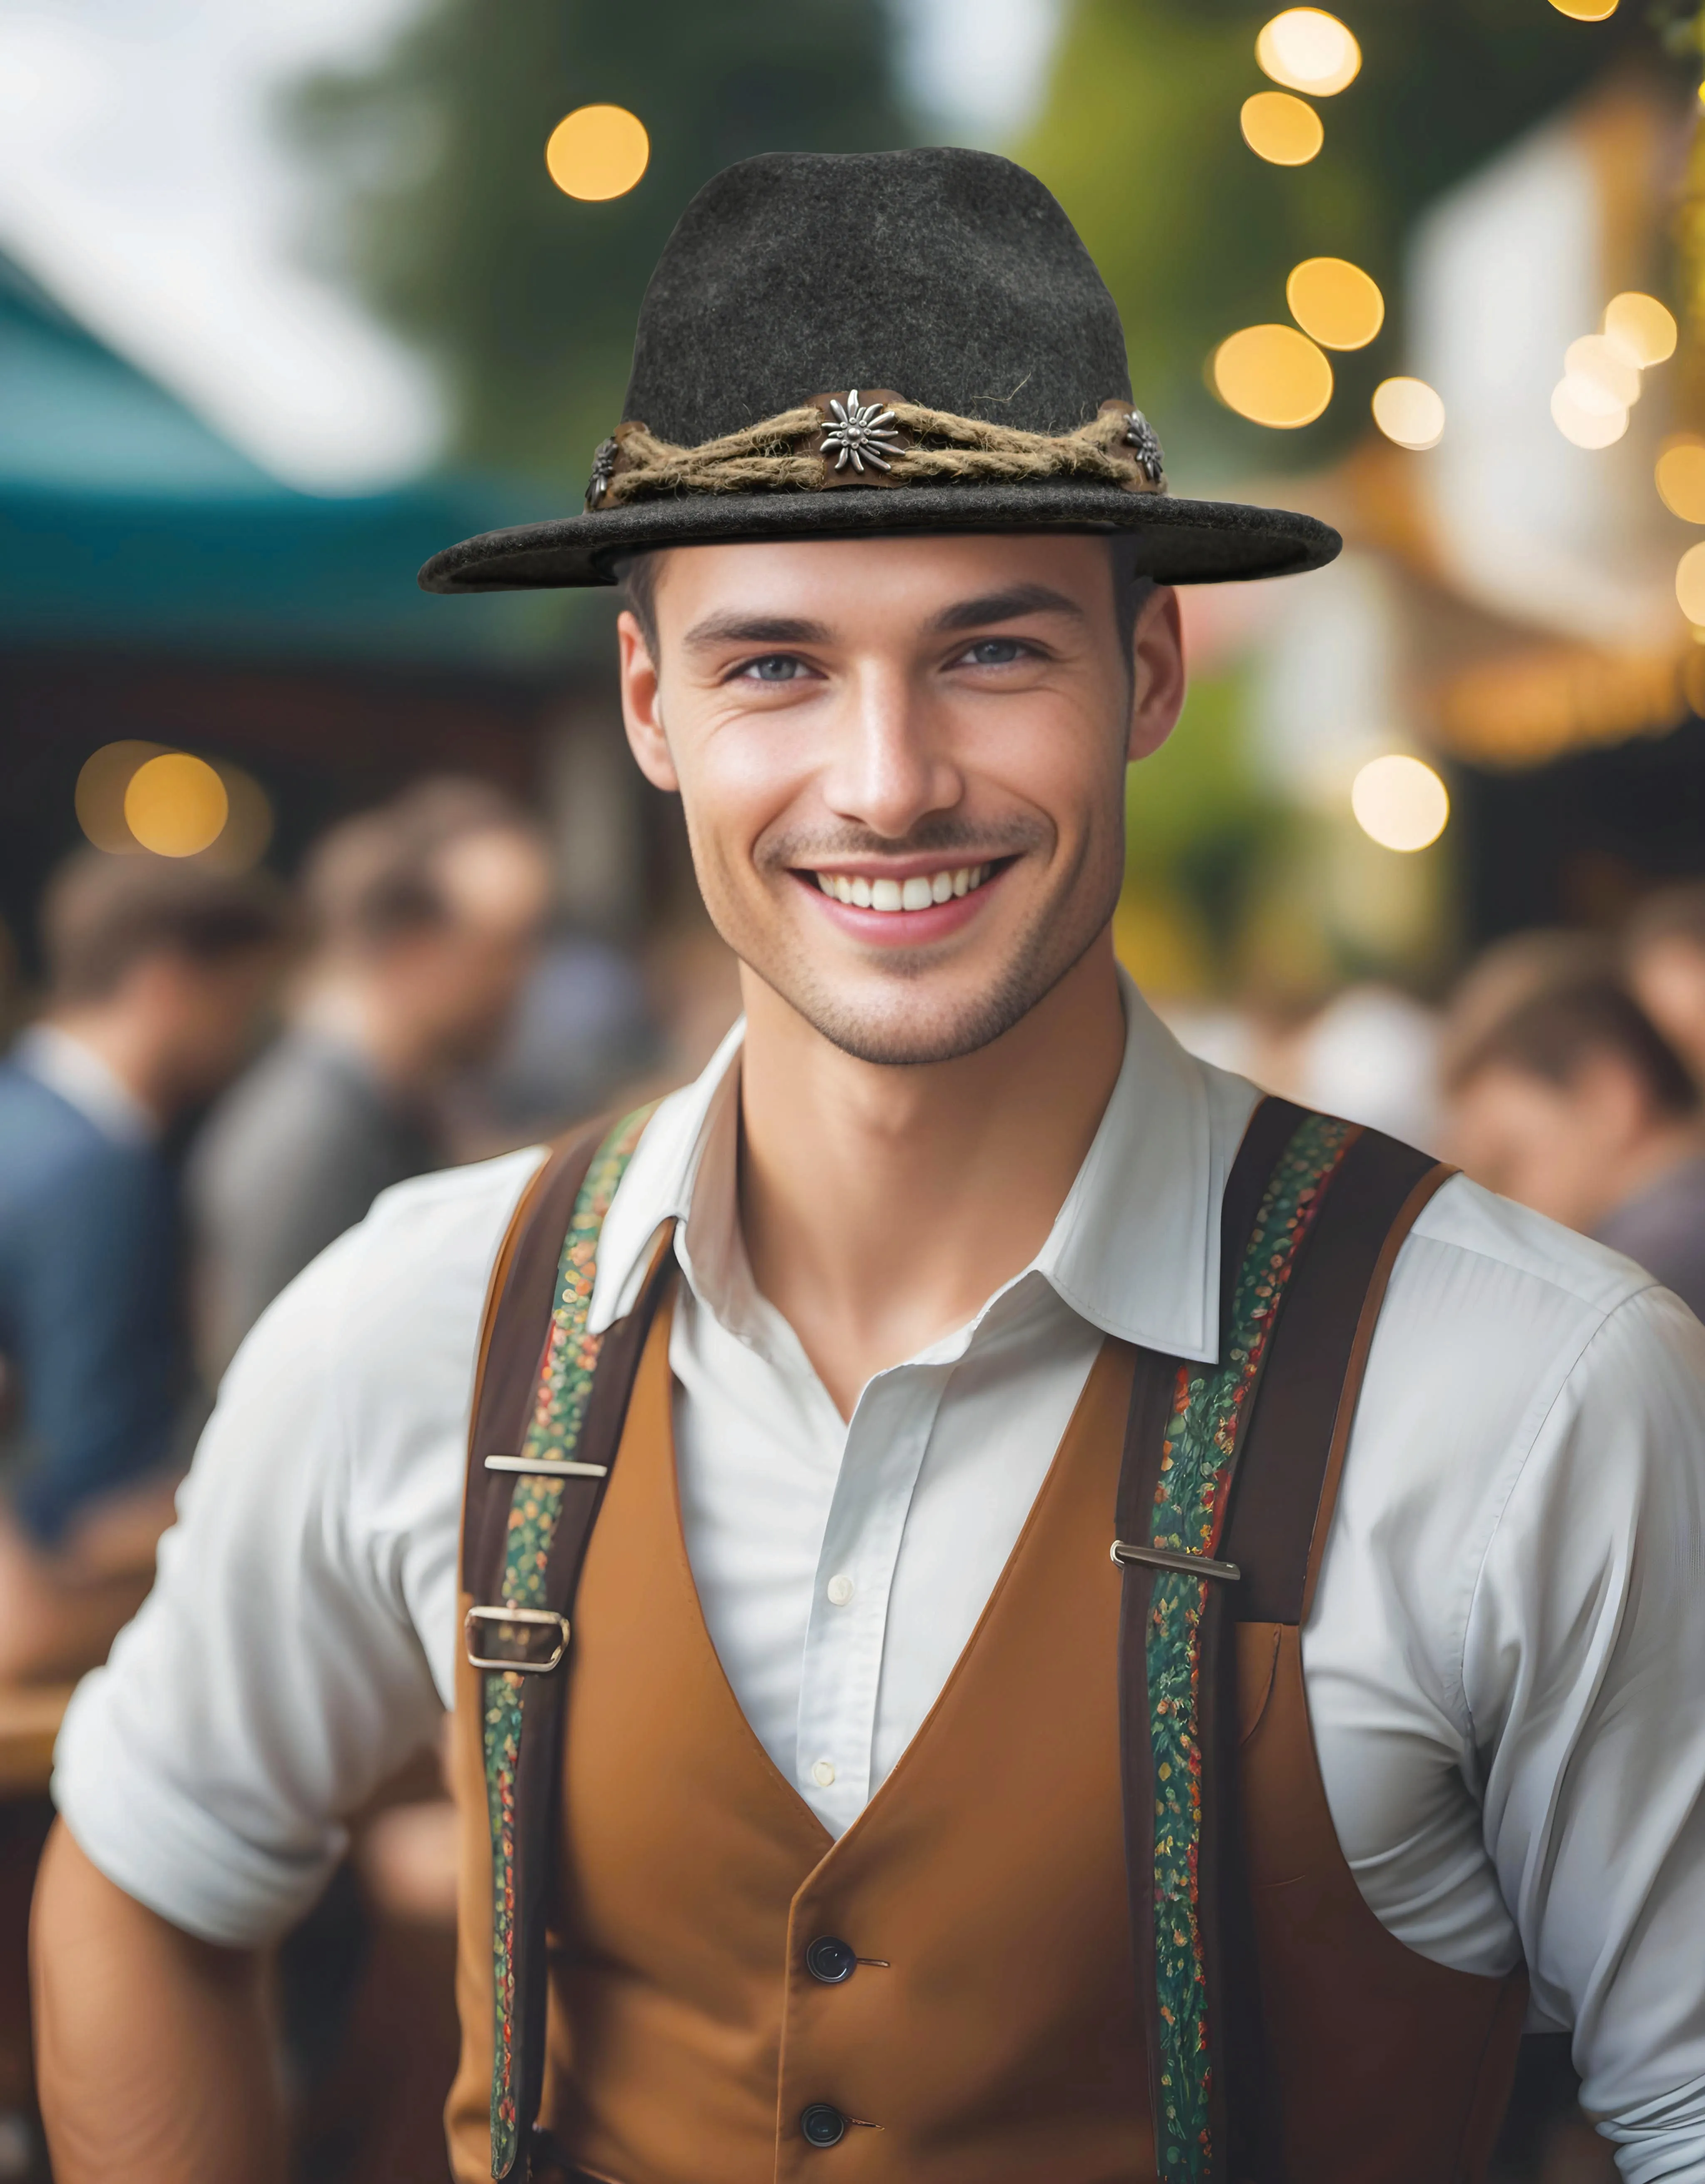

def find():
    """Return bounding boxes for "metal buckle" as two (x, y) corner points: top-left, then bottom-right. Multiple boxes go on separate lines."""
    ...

(464, 1604), (571, 1673)
(483, 1453), (609, 1478)
(1110, 1539), (1242, 1584)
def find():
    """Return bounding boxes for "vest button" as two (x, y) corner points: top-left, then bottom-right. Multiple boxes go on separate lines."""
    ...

(805, 1934), (858, 1984)
(800, 2103), (848, 2148)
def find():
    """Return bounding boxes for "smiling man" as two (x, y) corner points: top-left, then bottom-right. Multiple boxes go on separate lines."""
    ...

(33, 151), (1705, 2184)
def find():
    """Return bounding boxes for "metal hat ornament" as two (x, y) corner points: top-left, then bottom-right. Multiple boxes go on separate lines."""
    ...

(419, 147), (1340, 595)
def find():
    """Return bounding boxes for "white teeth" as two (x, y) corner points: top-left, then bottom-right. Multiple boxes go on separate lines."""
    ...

(815, 862), (995, 911)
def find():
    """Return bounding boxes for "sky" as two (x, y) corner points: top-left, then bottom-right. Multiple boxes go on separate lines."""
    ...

(0, 0), (1064, 492)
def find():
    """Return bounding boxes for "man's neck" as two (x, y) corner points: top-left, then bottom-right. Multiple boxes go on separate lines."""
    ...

(737, 938), (1128, 1418)
(41, 1009), (169, 1133)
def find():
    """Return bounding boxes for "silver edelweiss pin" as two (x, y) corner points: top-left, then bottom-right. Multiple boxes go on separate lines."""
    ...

(1122, 410), (1165, 486)
(819, 391), (903, 474)
(586, 437), (619, 509)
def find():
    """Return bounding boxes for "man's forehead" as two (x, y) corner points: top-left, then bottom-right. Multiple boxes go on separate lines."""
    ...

(648, 531), (1117, 623)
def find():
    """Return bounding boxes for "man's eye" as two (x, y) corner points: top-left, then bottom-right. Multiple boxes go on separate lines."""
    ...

(740, 655), (806, 682)
(960, 638), (1028, 667)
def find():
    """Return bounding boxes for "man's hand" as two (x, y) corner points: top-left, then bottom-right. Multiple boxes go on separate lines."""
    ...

(31, 1822), (284, 2184)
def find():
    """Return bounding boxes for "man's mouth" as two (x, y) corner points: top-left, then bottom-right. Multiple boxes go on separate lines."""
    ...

(810, 863), (994, 913)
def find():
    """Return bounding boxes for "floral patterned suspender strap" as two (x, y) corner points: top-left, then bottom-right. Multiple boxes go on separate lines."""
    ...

(461, 1104), (665, 2182)
(1115, 1099), (1452, 2182)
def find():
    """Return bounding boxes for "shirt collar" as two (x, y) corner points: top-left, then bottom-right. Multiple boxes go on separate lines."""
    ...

(588, 972), (1257, 1366)
(13, 1023), (157, 1147)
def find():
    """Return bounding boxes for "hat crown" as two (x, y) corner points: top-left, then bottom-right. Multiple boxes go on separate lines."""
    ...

(624, 147), (1132, 446)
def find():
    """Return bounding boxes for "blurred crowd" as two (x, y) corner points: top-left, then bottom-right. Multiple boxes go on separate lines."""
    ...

(0, 782), (1701, 2182)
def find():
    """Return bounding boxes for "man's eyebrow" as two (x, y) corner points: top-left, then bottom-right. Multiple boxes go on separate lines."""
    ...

(929, 584), (1086, 634)
(680, 612), (833, 652)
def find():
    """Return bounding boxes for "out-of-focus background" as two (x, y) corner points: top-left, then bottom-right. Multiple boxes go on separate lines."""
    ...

(2, 0), (1704, 2177)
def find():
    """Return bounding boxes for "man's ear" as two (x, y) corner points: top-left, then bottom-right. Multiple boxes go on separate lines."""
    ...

(1127, 584), (1186, 763)
(617, 611), (679, 793)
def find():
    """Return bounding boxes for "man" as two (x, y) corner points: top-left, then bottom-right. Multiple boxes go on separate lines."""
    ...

(33, 151), (1705, 2182)
(1626, 881), (1705, 1092)
(0, 850), (280, 1681)
(1445, 963), (1705, 1318)
(188, 778), (552, 1383)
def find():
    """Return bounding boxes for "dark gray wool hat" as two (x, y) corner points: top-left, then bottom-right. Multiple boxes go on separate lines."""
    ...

(418, 146), (1340, 595)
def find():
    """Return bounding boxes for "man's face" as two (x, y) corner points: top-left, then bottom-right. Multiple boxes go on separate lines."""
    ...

(394, 827), (554, 1070)
(616, 533), (1183, 1067)
(136, 947), (280, 1109)
(1447, 1056), (1646, 1232)
(1630, 937), (1705, 1086)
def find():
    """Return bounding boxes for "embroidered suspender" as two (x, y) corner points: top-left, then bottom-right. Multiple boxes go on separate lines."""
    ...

(463, 1096), (1452, 2184)
(462, 1106), (666, 2182)
(1116, 1102), (1454, 2182)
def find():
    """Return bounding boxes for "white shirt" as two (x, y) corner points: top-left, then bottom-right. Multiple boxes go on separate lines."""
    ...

(54, 982), (1705, 2181)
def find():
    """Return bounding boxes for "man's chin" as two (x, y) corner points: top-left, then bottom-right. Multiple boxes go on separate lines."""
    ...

(774, 966), (1051, 1069)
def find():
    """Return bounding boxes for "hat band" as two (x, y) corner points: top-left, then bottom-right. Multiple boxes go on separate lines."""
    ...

(584, 392), (1166, 512)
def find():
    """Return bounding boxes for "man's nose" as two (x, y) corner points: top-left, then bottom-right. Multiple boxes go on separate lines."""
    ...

(819, 663), (963, 840)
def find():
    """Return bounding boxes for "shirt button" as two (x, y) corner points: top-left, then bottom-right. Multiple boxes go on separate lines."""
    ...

(826, 1573), (855, 1607)
(800, 2103), (848, 2148)
(805, 1935), (858, 1985)
(810, 1758), (837, 1789)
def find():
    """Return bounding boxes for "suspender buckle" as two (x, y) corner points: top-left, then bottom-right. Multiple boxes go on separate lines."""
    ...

(1110, 1539), (1242, 1584)
(464, 1604), (572, 1673)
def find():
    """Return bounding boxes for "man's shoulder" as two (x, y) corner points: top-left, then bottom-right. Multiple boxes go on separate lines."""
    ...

(0, 1059), (145, 1205)
(1407, 1169), (1660, 1324)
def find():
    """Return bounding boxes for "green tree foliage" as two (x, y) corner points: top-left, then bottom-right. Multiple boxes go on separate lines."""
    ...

(1022, 0), (1662, 477)
(288, 0), (913, 481)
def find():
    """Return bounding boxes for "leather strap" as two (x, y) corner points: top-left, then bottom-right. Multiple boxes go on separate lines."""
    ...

(1117, 1098), (1456, 2180)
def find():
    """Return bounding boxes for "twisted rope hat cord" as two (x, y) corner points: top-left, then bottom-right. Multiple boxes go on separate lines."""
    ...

(600, 402), (1161, 507)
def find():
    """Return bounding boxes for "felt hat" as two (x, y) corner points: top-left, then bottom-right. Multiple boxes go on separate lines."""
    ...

(419, 147), (1339, 595)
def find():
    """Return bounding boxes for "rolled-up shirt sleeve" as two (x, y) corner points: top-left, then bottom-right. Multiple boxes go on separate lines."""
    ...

(52, 1147), (544, 1948)
(1467, 1284), (1705, 2183)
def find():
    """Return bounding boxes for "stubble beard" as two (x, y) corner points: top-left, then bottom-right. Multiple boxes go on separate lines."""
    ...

(695, 812), (1125, 1068)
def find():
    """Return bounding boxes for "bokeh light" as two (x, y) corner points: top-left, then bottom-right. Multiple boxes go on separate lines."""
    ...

(1255, 10), (1361, 96)
(1563, 333), (1640, 411)
(1657, 437), (1705, 522)
(1603, 291), (1677, 367)
(1551, 377), (1627, 448)
(1285, 257), (1384, 349)
(1212, 324), (1333, 428)
(1371, 377), (1445, 451)
(1546, 0), (1618, 17)
(202, 761), (274, 872)
(1351, 755), (1450, 852)
(1240, 90), (1323, 165)
(1676, 542), (1705, 625)
(545, 104), (650, 201)
(123, 752), (229, 858)
(75, 740), (166, 853)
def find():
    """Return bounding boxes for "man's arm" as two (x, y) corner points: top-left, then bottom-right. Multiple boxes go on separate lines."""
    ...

(32, 1823), (283, 2184)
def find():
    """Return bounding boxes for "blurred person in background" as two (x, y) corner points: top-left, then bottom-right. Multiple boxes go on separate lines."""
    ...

(189, 778), (552, 1384)
(1445, 964), (1705, 1317)
(1625, 882), (1705, 1092)
(0, 851), (282, 1680)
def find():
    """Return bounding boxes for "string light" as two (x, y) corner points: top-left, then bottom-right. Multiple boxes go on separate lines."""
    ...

(1351, 755), (1449, 852)
(1240, 90), (1324, 164)
(123, 753), (229, 859)
(1286, 257), (1384, 349)
(1603, 292), (1677, 367)
(1255, 9), (1361, 95)
(1212, 324), (1334, 427)
(545, 104), (649, 201)
(1657, 437), (1705, 523)
(1551, 377), (1628, 448)
(75, 741), (165, 853)
(1546, 0), (1618, 17)
(1676, 542), (1705, 626)
(1372, 377), (1445, 451)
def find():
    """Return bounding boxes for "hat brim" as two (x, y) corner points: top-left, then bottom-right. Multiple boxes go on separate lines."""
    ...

(418, 478), (1338, 593)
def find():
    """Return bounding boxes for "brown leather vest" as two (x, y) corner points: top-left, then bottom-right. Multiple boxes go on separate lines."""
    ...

(448, 1112), (1527, 2184)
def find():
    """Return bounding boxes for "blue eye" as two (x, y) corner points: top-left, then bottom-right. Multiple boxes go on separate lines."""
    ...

(743, 655), (804, 681)
(963, 638), (1026, 666)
